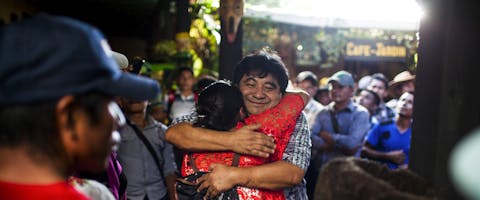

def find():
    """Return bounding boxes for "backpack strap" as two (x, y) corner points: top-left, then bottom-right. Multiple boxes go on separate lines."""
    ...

(166, 91), (176, 113)
(329, 110), (340, 133)
(193, 92), (199, 103)
(126, 119), (166, 181)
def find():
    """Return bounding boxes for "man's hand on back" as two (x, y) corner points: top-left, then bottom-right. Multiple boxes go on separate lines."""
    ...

(229, 124), (276, 158)
(197, 163), (240, 198)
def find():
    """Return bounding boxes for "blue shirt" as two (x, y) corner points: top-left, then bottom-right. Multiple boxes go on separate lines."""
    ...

(365, 121), (412, 169)
(311, 100), (370, 165)
(117, 116), (177, 200)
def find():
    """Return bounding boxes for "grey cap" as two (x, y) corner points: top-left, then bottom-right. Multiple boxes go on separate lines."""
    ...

(296, 71), (318, 83)
(112, 51), (129, 69)
(328, 70), (354, 87)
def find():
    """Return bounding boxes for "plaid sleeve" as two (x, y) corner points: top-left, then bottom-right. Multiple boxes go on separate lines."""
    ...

(169, 112), (198, 126)
(282, 113), (312, 171)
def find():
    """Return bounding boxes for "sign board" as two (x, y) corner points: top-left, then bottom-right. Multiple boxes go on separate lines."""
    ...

(344, 40), (408, 62)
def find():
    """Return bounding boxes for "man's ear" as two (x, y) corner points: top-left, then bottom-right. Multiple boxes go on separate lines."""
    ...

(239, 106), (248, 119)
(56, 95), (75, 132)
(56, 95), (79, 146)
(348, 86), (355, 98)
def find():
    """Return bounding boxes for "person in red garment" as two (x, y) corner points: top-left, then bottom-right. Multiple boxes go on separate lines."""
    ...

(0, 14), (160, 199)
(168, 51), (311, 200)
(176, 79), (307, 199)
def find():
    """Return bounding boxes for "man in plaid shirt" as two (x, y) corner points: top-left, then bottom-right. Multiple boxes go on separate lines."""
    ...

(167, 50), (311, 199)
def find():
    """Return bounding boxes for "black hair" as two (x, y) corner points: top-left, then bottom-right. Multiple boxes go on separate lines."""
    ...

(362, 89), (381, 106)
(315, 88), (329, 98)
(233, 50), (289, 94)
(194, 76), (217, 94)
(0, 92), (111, 161)
(370, 73), (389, 90)
(194, 81), (244, 131)
(129, 57), (145, 75)
(176, 66), (194, 78)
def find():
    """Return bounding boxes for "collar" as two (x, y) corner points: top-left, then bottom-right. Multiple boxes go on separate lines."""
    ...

(174, 90), (195, 100)
(328, 100), (355, 113)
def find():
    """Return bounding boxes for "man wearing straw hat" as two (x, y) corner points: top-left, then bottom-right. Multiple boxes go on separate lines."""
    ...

(386, 71), (416, 110)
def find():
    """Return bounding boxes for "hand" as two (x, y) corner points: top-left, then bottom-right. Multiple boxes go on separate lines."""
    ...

(340, 145), (361, 156)
(197, 163), (238, 199)
(311, 147), (319, 159)
(230, 124), (275, 158)
(319, 131), (334, 151)
(387, 150), (406, 164)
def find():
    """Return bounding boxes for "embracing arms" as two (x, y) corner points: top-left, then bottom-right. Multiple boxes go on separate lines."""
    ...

(165, 123), (276, 158)
(197, 160), (304, 198)
(196, 114), (311, 197)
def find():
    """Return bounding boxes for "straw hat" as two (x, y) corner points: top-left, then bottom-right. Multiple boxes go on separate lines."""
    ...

(389, 71), (415, 88)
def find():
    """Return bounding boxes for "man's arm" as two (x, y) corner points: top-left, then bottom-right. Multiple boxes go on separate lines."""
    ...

(285, 89), (310, 105)
(165, 122), (275, 158)
(361, 142), (406, 165)
(197, 114), (311, 197)
(310, 110), (334, 154)
(165, 173), (177, 200)
(198, 161), (304, 198)
(330, 109), (370, 152)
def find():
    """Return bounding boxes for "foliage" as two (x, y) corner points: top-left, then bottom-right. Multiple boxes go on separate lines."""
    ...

(189, 0), (220, 77)
(150, 0), (221, 93)
(153, 0), (419, 83)
(151, 0), (220, 76)
(152, 40), (177, 63)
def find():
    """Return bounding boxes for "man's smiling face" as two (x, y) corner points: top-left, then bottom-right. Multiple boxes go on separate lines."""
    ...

(238, 73), (282, 115)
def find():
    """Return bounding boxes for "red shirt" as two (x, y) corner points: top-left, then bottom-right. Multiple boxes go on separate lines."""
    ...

(0, 180), (90, 200)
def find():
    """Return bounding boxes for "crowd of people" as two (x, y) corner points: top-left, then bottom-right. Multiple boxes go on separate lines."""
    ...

(0, 13), (427, 200)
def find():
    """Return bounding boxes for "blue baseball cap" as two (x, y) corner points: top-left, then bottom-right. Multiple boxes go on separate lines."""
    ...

(328, 70), (355, 87)
(0, 14), (160, 105)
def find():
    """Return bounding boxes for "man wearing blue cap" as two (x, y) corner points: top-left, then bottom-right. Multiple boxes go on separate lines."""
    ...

(0, 14), (160, 199)
(310, 70), (370, 189)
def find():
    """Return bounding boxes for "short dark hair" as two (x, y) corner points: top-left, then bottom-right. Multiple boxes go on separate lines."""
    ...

(176, 66), (194, 78)
(129, 56), (145, 75)
(362, 89), (381, 106)
(194, 76), (217, 94)
(370, 73), (389, 90)
(194, 81), (244, 131)
(233, 50), (289, 94)
(0, 92), (111, 161)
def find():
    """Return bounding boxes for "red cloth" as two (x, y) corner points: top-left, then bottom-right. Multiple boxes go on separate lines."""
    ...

(0, 180), (90, 200)
(181, 94), (304, 200)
